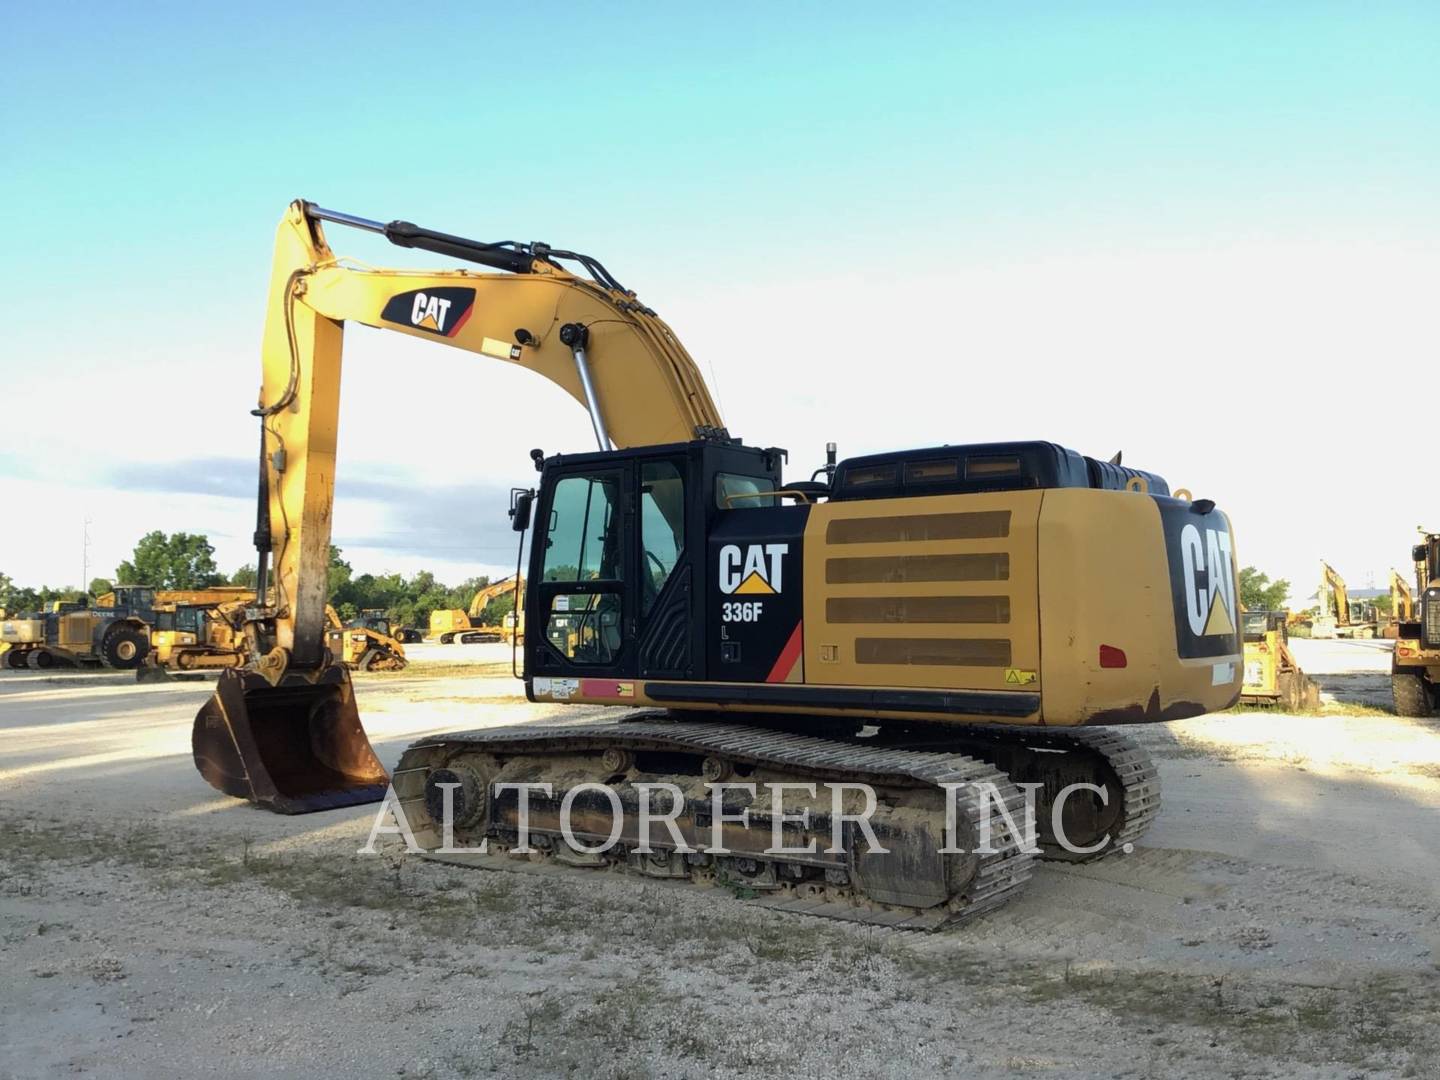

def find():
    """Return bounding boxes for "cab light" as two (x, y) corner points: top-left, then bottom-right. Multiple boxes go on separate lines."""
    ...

(1099, 645), (1127, 668)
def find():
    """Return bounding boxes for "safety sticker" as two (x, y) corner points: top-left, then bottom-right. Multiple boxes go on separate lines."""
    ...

(1004, 668), (1038, 686)
(480, 336), (523, 361)
(538, 678), (578, 699)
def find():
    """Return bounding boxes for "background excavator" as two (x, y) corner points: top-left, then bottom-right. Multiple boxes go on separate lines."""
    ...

(191, 201), (1242, 926)
(429, 576), (525, 644)
(1381, 569), (1415, 640)
(1311, 561), (1377, 639)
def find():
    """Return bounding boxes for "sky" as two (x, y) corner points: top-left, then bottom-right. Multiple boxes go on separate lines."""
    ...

(2, 3), (1437, 603)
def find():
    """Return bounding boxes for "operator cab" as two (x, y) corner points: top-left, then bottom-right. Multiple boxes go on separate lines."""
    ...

(523, 439), (783, 685)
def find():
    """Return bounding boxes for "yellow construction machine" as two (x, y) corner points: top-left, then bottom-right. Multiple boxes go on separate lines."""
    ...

(325, 606), (408, 671)
(96, 586), (255, 609)
(2, 587), (157, 669)
(138, 598), (406, 678)
(1240, 609), (1320, 710)
(1311, 561), (1377, 639)
(1380, 569), (1414, 639)
(429, 576), (525, 644)
(191, 201), (1243, 925)
(1391, 530), (1439, 717)
(146, 599), (249, 672)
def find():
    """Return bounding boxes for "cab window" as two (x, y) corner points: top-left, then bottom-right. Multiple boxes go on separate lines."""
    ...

(640, 461), (685, 614)
(543, 475), (623, 582)
(716, 473), (777, 509)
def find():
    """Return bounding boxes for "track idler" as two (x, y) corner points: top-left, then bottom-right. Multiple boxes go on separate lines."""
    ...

(192, 665), (389, 814)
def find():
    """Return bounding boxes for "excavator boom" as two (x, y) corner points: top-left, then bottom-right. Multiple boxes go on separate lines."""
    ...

(194, 201), (723, 812)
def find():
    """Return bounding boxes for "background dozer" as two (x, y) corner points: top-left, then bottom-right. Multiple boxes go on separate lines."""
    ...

(192, 201), (1241, 926)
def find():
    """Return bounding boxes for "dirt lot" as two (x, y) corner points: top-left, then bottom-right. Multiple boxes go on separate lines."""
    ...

(2, 640), (1437, 1079)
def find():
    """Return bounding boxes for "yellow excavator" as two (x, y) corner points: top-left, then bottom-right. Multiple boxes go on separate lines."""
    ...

(1380, 568), (1415, 640)
(191, 201), (1242, 926)
(429, 576), (525, 644)
(1311, 561), (1377, 639)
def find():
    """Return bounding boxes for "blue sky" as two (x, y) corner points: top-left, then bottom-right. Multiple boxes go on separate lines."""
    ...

(3, 4), (1437, 594)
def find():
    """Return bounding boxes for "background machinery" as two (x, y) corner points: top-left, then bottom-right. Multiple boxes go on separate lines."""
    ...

(326, 606), (408, 671)
(367, 610), (423, 644)
(429, 576), (525, 644)
(2, 586), (156, 669)
(190, 201), (1242, 926)
(146, 599), (248, 672)
(1391, 530), (1440, 717)
(1311, 561), (1377, 639)
(1240, 609), (1320, 709)
(1381, 569), (1415, 639)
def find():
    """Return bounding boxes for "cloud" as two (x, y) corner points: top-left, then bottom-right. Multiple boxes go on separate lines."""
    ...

(106, 457), (517, 564)
(333, 475), (518, 562)
(108, 457), (257, 498)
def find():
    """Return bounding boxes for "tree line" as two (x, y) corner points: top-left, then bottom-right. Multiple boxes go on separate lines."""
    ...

(0, 530), (515, 629)
(3, 529), (1309, 627)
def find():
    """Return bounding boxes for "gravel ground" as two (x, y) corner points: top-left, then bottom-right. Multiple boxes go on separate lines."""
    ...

(2, 641), (1437, 1079)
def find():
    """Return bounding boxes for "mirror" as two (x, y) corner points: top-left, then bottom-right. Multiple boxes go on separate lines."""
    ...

(510, 489), (534, 532)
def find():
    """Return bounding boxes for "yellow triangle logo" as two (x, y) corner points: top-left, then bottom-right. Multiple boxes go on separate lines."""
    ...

(734, 570), (775, 595)
(1202, 592), (1235, 636)
(417, 314), (439, 330)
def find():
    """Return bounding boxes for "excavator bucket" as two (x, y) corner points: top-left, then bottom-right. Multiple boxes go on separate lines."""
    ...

(192, 665), (389, 814)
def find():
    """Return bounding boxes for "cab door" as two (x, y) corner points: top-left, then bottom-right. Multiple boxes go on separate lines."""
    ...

(528, 454), (699, 683)
(531, 468), (633, 675)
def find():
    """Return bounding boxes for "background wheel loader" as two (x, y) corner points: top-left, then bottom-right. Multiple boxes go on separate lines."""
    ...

(2, 587), (156, 670)
(1391, 530), (1440, 717)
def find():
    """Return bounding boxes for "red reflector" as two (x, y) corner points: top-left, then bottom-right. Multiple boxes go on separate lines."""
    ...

(1399, 647), (1415, 657)
(1099, 645), (1127, 669)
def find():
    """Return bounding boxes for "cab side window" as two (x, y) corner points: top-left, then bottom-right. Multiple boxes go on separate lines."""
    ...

(640, 461), (685, 614)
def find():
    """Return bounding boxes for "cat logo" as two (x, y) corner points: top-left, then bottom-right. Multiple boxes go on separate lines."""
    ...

(719, 543), (788, 594)
(1180, 522), (1236, 637)
(379, 286), (476, 338)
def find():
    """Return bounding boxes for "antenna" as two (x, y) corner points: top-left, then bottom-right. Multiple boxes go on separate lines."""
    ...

(82, 516), (92, 596)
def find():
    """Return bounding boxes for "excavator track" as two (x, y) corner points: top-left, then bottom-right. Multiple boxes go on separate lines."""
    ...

(392, 719), (1037, 930)
(879, 725), (1161, 863)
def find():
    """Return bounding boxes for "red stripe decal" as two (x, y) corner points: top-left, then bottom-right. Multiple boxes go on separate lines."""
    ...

(766, 621), (804, 683)
(446, 304), (475, 337)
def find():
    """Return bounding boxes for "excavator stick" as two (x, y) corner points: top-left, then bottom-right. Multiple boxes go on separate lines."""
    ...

(191, 666), (389, 814)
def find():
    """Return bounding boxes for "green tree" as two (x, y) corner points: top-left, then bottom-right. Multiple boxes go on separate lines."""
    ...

(230, 564), (257, 589)
(115, 531), (222, 590)
(327, 546), (353, 605)
(479, 592), (516, 626)
(1238, 566), (1290, 612)
(88, 577), (114, 599)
